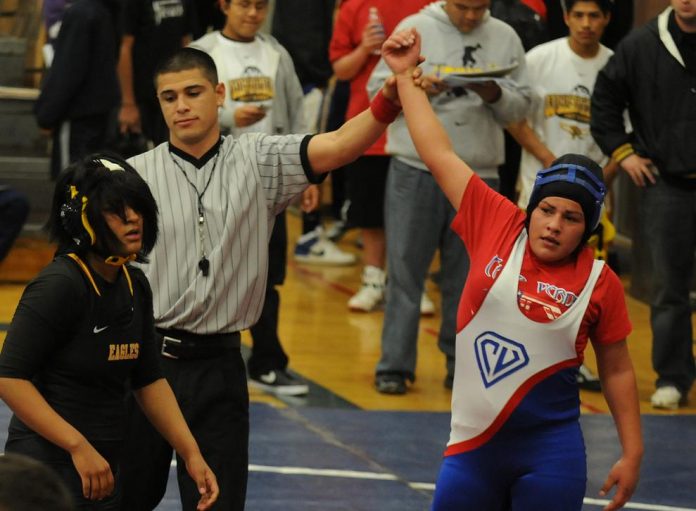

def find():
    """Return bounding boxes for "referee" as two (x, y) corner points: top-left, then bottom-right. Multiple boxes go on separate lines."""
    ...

(120, 36), (419, 510)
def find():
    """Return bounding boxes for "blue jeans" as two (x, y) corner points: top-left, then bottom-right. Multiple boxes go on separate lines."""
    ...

(377, 158), (498, 380)
(641, 177), (696, 394)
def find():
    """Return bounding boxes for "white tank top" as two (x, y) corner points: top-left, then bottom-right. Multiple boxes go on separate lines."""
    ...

(446, 230), (604, 455)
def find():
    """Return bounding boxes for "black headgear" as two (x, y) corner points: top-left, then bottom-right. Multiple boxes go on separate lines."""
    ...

(526, 154), (606, 244)
(59, 158), (136, 265)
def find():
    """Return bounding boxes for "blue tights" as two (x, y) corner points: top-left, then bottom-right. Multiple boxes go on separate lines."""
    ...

(432, 421), (587, 511)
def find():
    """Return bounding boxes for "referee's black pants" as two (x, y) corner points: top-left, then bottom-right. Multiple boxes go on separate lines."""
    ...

(120, 347), (249, 510)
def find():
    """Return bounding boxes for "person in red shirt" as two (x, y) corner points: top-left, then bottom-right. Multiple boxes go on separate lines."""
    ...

(329, 0), (433, 313)
(385, 29), (642, 511)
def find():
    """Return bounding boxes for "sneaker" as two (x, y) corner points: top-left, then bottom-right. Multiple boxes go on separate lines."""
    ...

(444, 372), (454, 390)
(348, 266), (385, 312)
(249, 369), (309, 396)
(420, 292), (435, 316)
(294, 227), (356, 266)
(577, 364), (602, 392)
(375, 373), (407, 395)
(325, 220), (349, 242)
(651, 385), (683, 410)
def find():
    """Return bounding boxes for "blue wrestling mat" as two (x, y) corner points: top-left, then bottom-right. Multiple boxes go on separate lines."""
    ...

(1, 402), (695, 510)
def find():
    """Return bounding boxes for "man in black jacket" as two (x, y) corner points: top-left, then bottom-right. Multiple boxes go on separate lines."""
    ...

(591, 0), (696, 410)
(35, 0), (121, 179)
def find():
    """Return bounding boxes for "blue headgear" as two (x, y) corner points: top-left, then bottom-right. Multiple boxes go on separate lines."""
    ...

(526, 154), (606, 243)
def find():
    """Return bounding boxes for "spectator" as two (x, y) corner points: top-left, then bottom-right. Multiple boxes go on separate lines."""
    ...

(272, 0), (356, 265)
(117, 0), (195, 146)
(507, 0), (614, 392)
(367, 0), (531, 394)
(331, 0), (434, 313)
(35, 0), (121, 179)
(591, 0), (696, 410)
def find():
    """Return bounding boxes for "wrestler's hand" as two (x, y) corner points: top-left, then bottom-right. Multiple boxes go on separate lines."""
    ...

(382, 28), (421, 74)
(235, 105), (266, 127)
(69, 439), (114, 500)
(599, 456), (640, 511)
(185, 453), (219, 510)
(619, 153), (656, 187)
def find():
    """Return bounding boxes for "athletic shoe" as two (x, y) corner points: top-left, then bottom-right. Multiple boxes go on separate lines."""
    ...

(420, 292), (435, 316)
(444, 372), (454, 390)
(325, 220), (350, 242)
(576, 364), (602, 392)
(294, 227), (356, 266)
(249, 369), (309, 396)
(651, 385), (683, 410)
(348, 266), (385, 312)
(375, 373), (407, 395)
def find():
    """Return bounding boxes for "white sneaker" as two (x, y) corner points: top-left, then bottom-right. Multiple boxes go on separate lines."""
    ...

(348, 266), (385, 312)
(651, 386), (683, 410)
(420, 292), (435, 316)
(294, 227), (356, 266)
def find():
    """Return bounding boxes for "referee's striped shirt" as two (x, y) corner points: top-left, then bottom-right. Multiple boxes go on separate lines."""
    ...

(129, 132), (322, 334)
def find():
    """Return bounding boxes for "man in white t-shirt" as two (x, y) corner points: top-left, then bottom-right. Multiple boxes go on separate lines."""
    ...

(506, 0), (614, 391)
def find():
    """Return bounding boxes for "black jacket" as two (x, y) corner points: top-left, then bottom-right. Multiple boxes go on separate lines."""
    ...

(591, 8), (696, 181)
(35, 0), (121, 129)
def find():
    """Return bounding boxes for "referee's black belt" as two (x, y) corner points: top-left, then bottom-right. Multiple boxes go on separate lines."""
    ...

(156, 328), (241, 360)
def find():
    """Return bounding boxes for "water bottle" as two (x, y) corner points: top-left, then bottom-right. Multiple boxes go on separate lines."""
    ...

(368, 6), (385, 56)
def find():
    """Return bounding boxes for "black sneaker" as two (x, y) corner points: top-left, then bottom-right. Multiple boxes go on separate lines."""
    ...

(444, 373), (454, 390)
(375, 374), (407, 395)
(249, 370), (309, 396)
(577, 364), (601, 392)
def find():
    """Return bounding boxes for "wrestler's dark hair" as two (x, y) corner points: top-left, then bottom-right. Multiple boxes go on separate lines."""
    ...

(562, 0), (613, 15)
(48, 153), (159, 262)
(153, 47), (219, 89)
(0, 453), (74, 511)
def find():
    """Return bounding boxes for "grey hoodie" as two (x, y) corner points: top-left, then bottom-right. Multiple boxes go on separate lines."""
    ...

(367, 1), (531, 178)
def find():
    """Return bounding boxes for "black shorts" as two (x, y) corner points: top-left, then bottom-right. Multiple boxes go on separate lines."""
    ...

(346, 155), (390, 228)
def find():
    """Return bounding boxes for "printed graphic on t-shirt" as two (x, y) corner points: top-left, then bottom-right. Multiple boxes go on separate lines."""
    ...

(543, 84), (591, 125)
(108, 343), (140, 361)
(152, 0), (184, 26)
(228, 66), (274, 103)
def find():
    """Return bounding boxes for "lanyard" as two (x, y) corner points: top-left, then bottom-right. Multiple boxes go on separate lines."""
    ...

(169, 151), (220, 277)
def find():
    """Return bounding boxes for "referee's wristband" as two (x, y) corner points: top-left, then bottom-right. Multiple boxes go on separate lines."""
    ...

(612, 143), (635, 163)
(370, 90), (402, 124)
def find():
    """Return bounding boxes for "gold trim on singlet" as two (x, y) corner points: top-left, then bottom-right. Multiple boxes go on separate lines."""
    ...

(66, 253), (134, 297)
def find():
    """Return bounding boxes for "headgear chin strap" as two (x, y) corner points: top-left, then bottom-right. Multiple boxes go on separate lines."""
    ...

(104, 254), (138, 267)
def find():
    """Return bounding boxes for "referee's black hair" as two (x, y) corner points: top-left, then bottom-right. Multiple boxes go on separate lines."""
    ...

(48, 153), (159, 262)
(153, 47), (219, 89)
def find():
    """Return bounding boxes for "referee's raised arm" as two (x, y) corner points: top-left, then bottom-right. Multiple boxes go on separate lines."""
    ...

(307, 29), (421, 174)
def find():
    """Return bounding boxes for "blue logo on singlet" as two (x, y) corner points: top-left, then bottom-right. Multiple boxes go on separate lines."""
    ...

(474, 332), (529, 388)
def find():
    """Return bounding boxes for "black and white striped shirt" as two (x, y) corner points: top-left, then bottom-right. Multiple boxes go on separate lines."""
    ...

(129, 133), (320, 334)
